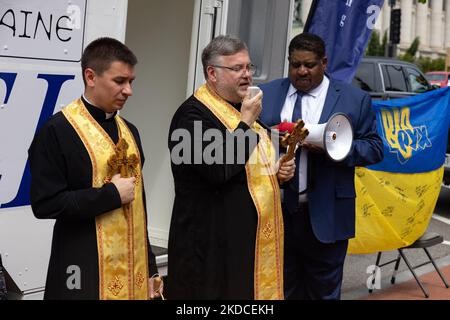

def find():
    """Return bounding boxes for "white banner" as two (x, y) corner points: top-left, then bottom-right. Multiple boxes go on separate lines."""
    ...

(0, 0), (86, 62)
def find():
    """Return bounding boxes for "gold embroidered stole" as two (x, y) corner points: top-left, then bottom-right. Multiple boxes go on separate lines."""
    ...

(194, 84), (284, 300)
(62, 99), (149, 300)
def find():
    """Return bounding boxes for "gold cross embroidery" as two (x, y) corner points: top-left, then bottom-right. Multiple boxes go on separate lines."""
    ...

(107, 275), (124, 296)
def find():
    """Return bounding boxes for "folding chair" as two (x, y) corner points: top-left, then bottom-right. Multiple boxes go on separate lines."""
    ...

(369, 231), (449, 298)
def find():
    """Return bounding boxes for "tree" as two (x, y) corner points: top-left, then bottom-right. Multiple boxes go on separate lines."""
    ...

(366, 31), (382, 56)
(398, 36), (444, 72)
(406, 37), (420, 57)
(366, 30), (387, 56)
(399, 37), (420, 62)
(390, 1), (444, 72)
(417, 57), (445, 73)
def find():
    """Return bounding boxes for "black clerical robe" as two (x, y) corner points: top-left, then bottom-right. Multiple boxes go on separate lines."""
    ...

(167, 95), (261, 299)
(28, 98), (157, 300)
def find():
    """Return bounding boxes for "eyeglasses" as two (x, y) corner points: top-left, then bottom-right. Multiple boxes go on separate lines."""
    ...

(211, 64), (257, 75)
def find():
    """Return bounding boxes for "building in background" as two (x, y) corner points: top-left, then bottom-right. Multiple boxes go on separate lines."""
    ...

(295, 0), (450, 59)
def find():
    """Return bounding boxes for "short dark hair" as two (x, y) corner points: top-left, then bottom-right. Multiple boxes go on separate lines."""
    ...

(81, 37), (137, 85)
(288, 33), (326, 59)
(201, 35), (248, 78)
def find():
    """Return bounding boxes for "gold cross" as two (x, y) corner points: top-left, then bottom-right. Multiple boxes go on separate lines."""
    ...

(280, 119), (309, 162)
(106, 138), (139, 180)
(105, 138), (139, 217)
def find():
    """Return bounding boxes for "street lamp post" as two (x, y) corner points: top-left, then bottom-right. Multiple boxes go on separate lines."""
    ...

(388, 0), (400, 57)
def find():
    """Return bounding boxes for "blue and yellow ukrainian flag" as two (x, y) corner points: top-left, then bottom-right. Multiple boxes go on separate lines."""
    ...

(349, 87), (450, 254)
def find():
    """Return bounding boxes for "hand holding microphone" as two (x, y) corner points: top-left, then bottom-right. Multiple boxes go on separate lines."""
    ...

(247, 86), (261, 99)
(241, 86), (262, 127)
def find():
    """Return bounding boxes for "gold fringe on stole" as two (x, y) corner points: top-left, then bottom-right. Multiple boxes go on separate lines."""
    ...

(62, 99), (149, 299)
(194, 84), (284, 300)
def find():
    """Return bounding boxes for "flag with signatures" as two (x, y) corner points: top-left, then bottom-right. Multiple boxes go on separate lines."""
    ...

(349, 87), (450, 253)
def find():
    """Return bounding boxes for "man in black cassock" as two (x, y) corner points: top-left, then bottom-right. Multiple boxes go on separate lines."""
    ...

(167, 35), (295, 299)
(28, 38), (162, 300)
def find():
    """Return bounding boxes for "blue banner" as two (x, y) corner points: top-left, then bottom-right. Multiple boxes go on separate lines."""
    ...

(368, 87), (450, 173)
(305, 0), (385, 83)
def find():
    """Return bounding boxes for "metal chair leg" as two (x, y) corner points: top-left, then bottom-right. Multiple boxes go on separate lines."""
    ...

(391, 252), (401, 284)
(398, 249), (429, 298)
(423, 248), (450, 288)
(369, 252), (382, 293)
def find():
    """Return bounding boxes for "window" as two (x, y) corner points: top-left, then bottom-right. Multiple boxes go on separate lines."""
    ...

(352, 62), (376, 91)
(227, 0), (292, 82)
(382, 64), (408, 92)
(406, 67), (430, 93)
(227, 0), (272, 78)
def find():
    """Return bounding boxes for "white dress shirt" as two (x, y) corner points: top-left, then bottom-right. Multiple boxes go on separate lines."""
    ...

(280, 76), (330, 200)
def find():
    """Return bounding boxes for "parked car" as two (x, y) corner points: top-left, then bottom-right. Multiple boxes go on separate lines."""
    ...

(352, 56), (433, 100)
(352, 57), (449, 188)
(425, 71), (450, 88)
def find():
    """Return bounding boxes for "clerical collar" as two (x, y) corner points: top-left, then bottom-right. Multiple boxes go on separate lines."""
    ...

(81, 95), (117, 121)
(228, 101), (242, 111)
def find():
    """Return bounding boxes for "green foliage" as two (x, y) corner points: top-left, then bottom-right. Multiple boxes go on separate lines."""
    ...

(418, 0), (427, 3)
(366, 30), (381, 56)
(399, 53), (415, 62)
(363, 9), (445, 74)
(366, 30), (385, 56)
(406, 37), (420, 57)
(398, 37), (420, 63)
(398, 36), (444, 72)
(416, 57), (445, 73)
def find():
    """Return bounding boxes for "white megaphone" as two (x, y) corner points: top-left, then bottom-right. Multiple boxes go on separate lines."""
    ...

(304, 113), (353, 161)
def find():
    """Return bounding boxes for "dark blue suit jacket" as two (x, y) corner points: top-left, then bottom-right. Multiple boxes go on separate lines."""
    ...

(259, 78), (383, 243)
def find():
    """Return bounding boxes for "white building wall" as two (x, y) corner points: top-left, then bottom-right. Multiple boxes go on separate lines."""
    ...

(382, 2), (391, 35)
(378, 0), (449, 58)
(400, 0), (413, 45)
(296, 0), (449, 58)
(415, 1), (429, 49)
(301, 0), (312, 27)
(431, 0), (444, 49)
(446, 0), (450, 47)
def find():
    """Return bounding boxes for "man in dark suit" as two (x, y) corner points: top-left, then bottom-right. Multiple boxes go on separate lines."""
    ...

(259, 33), (383, 300)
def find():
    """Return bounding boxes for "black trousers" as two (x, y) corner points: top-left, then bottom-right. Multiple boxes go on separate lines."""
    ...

(283, 204), (348, 300)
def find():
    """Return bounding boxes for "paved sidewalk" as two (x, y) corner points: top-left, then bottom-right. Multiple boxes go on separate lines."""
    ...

(359, 260), (450, 300)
